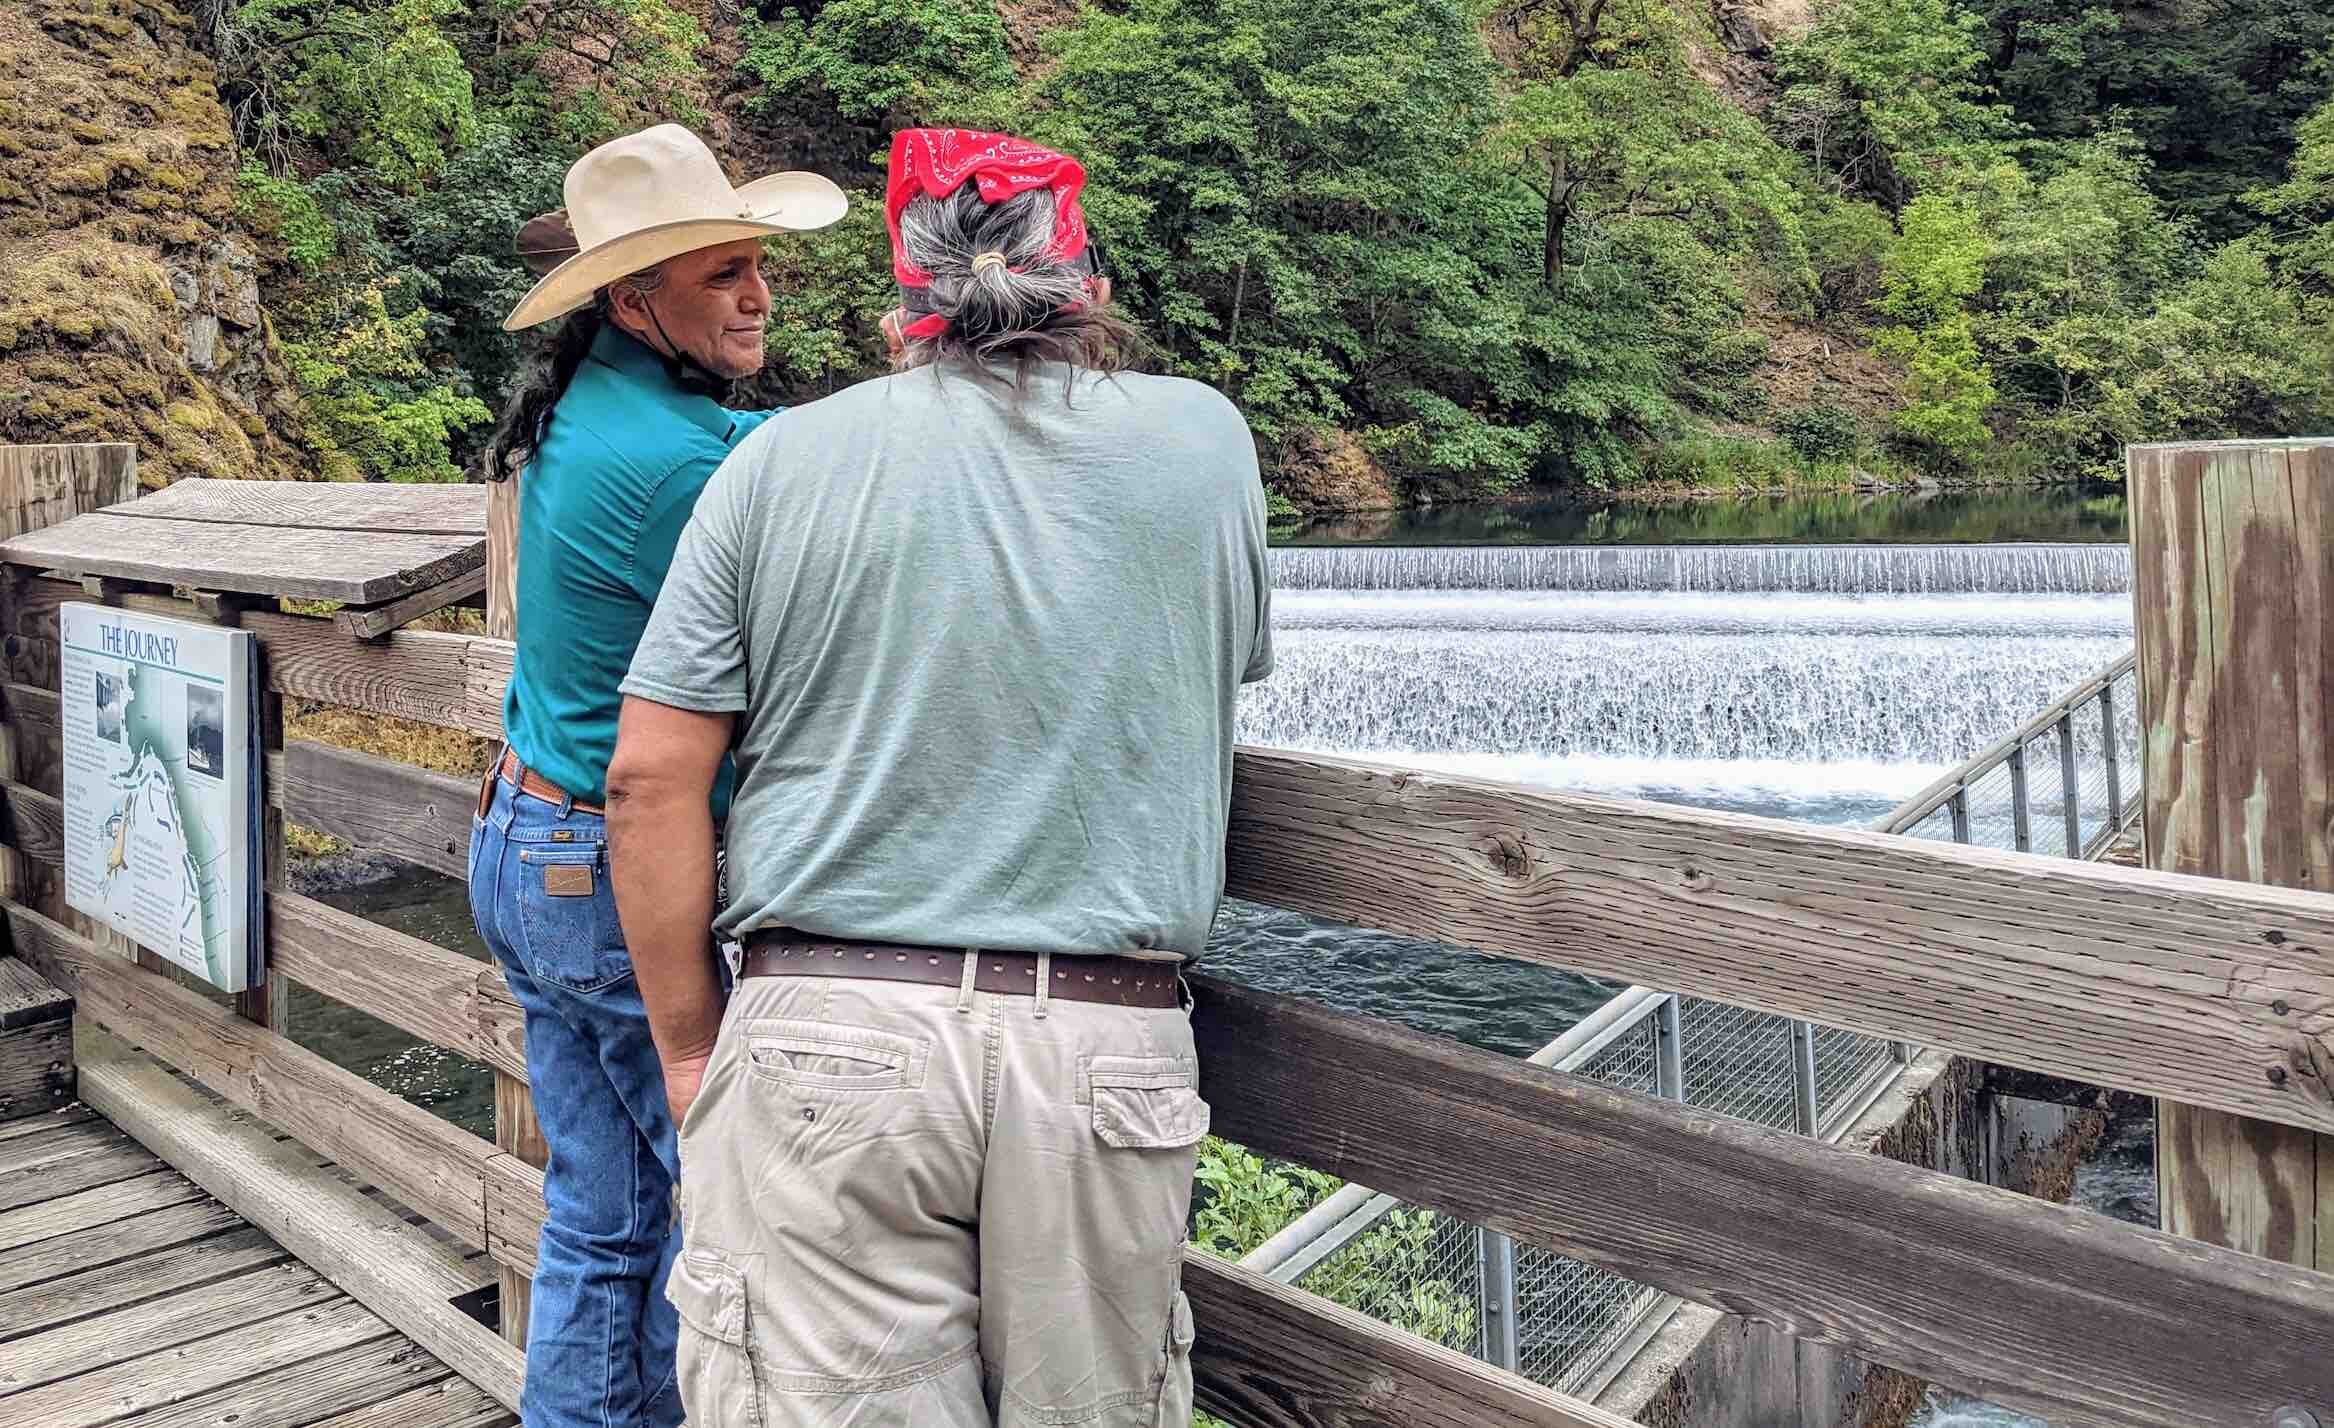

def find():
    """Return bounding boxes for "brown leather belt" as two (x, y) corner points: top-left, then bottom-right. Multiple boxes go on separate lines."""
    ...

(741, 930), (1183, 1009)
(486, 746), (604, 817)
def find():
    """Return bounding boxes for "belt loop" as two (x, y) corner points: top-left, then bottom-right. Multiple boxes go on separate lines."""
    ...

(555, 784), (575, 819)
(1033, 950), (1052, 1020)
(954, 948), (979, 1014)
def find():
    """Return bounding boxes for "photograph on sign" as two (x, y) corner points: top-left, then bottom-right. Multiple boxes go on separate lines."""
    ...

(58, 603), (265, 993)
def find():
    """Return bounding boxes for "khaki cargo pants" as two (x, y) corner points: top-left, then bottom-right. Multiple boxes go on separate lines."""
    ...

(668, 967), (1206, 1427)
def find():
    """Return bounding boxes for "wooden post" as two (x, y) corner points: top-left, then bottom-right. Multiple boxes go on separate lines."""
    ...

(2129, 437), (2332, 1267)
(0, 447), (139, 947)
(485, 474), (541, 1347)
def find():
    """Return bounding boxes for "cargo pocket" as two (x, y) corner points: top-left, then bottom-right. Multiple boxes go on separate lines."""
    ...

(1154, 1291), (1195, 1428)
(667, 1249), (763, 1428)
(1083, 1057), (1210, 1149)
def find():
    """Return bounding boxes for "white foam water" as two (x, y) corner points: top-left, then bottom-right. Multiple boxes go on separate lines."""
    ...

(1270, 543), (2132, 595)
(1238, 585), (2133, 824)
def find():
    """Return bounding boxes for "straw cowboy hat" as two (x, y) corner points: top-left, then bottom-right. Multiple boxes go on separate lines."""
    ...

(503, 124), (848, 330)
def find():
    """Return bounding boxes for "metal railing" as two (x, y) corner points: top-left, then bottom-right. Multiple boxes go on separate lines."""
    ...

(1232, 647), (2146, 1401)
(1877, 650), (2143, 857)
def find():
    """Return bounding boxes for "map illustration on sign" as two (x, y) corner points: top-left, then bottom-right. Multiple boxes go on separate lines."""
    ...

(61, 604), (263, 992)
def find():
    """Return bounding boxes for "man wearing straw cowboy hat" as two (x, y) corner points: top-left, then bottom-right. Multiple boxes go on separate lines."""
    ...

(607, 127), (1272, 1427)
(469, 123), (844, 1428)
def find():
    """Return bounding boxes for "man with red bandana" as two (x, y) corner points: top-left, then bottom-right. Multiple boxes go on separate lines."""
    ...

(604, 129), (1272, 1426)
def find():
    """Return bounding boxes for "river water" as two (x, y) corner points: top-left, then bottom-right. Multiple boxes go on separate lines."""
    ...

(291, 485), (2140, 1288)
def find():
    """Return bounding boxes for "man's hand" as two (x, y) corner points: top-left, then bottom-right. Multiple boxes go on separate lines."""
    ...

(663, 1045), (714, 1134)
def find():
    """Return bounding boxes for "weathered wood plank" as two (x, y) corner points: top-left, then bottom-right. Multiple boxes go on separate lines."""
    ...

(481, 1155), (541, 1278)
(0, 1105), (94, 1142)
(492, 1071), (543, 1349)
(19, 580), (510, 736)
(0, 513), (483, 604)
(6, 902), (498, 1244)
(0, 1258), (335, 1392)
(125, 1336), (452, 1428)
(0, 784), (61, 881)
(277, 742), (478, 880)
(1182, 1251), (1631, 1428)
(73, 1026), (523, 1412)
(0, 1169), (206, 1254)
(0, 1019), (71, 1122)
(0, 1294), (388, 1428)
(0, 1194), (240, 1295)
(0, 446), (136, 536)
(0, 1135), (161, 1212)
(337, 566), (489, 641)
(1187, 973), (2334, 1428)
(304, 1375), (517, 1428)
(111, 478), (487, 536)
(0, 448), (133, 924)
(1222, 747), (2334, 1135)
(2131, 438), (2334, 1269)
(485, 480), (517, 641)
(269, 893), (525, 1081)
(151, 1348), (451, 1428)
(0, 958), (65, 1031)
(0, 1223), (289, 1340)
(0, 1113), (114, 1174)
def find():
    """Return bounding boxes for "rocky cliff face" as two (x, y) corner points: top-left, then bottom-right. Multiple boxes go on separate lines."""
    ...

(0, 0), (317, 484)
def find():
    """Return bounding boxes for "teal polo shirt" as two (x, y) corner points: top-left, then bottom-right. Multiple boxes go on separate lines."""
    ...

(500, 326), (775, 817)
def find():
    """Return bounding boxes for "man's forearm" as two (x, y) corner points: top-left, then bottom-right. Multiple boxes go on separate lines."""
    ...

(609, 788), (726, 1065)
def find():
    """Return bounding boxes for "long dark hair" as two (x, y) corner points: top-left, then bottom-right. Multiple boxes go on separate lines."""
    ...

(483, 300), (609, 482)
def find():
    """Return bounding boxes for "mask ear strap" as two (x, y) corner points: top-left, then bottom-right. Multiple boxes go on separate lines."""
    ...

(641, 288), (729, 389)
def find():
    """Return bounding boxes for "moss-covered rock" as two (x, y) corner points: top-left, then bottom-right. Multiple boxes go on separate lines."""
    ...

(0, 0), (321, 483)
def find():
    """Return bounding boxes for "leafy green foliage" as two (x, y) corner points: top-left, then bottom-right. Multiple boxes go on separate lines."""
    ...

(740, 0), (1014, 127)
(1773, 0), (2011, 207)
(1873, 194), (1994, 456)
(279, 282), (491, 482)
(2249, 95), (2334, 295)
(1778, 403), (1861, 462)
(1966, 0), (2334, 237)
(1190, 1138), (1478, 1351)
(216, 0), (2334, 497)
(236, 161), (336, 273)
(232, 0), (480, 187)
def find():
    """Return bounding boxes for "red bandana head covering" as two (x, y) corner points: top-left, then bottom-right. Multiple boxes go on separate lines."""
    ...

(886, 128), (1092, 338)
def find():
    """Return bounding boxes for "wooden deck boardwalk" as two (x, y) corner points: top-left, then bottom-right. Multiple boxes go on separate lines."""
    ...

(0, 1105), (515, 1428)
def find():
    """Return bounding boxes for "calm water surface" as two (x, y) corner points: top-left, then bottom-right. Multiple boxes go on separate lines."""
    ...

(1282, 484), (2128, 547)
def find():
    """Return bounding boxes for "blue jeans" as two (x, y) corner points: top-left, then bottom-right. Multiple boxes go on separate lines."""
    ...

(469, 769), (684, 1428)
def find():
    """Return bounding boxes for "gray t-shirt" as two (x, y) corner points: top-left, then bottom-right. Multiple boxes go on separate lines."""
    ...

(621, 361), (1273, 958)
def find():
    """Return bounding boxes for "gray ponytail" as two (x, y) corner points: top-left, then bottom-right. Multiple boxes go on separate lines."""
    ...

(895, 186), (1145, 379)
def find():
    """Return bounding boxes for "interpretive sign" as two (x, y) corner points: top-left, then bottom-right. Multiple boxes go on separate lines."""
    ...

(59, 604), (264, 992)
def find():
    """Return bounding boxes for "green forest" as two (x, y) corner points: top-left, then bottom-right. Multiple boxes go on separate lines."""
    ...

(131, 0), (2334, 502)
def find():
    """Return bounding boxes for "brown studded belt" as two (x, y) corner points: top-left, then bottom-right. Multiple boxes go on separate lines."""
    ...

(739, 929), (1184, 1009)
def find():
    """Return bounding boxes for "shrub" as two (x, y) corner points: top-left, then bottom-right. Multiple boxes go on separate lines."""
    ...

(1777, 402), (1861, 462)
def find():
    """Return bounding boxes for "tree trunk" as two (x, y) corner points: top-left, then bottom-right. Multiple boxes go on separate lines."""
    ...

(1543, 155), (1569, 288)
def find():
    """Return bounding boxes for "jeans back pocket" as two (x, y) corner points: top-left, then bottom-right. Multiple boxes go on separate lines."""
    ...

(515, 843), (633, 993)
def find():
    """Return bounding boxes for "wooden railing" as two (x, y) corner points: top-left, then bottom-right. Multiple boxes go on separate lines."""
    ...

(0, 567), (2329, 1428)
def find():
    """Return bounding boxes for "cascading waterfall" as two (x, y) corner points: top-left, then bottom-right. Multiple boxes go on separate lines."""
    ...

(1233, 579), (2135, 826)
(1270, 543), (2132, 594)
(1240, 591), (2131, 768)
